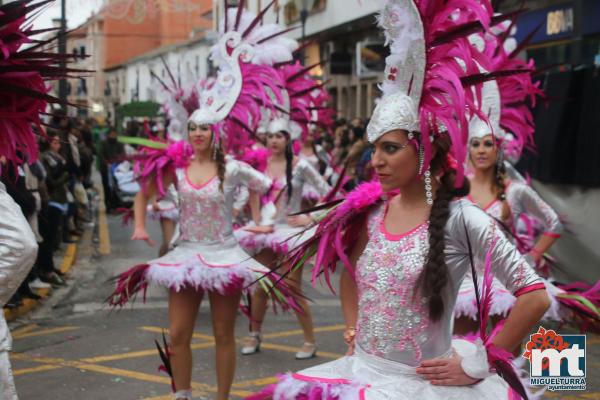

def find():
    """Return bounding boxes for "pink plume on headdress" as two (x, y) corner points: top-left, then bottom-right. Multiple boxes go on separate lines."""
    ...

(413, 0), (494, 186)
(277, 61), (335, 141)
(486, 24), (544, 160)
(215, 62), (285, 155)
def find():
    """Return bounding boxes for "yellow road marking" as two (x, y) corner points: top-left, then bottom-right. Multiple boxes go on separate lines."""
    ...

(262, 324), (345, 340)
(81, 342), (217, 363)
(12, 353), (251, 398)
(143, 395), (172, 400)
(59, 243), (78, 274)
(140, 326), (214, 342)
(11, 324), (39, 338)
(13, 365), (62, 376)
(12, 326), (79, 340)
(98, 185), (111, 255)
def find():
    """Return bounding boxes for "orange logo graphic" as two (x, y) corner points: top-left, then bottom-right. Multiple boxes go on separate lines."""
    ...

(523, 326), (570, 371)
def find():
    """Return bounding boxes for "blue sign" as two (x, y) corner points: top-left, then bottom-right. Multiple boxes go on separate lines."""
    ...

(514, 2), (575, 45)
(582, 0), (600, 35)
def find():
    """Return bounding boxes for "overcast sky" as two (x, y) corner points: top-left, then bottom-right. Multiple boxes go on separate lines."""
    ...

(29, 0), (102, 29)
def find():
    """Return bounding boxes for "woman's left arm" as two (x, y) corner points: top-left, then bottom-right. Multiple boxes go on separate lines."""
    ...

(300, 160), (331, 197)
(516, 184), (563, 263)
(418, 204), (549, 385)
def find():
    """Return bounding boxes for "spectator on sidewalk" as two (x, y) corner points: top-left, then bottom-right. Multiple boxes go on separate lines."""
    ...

(98, 127), (125, 213)
(41, 132), (71, 247)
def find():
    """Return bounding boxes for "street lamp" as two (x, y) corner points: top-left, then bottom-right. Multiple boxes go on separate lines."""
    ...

(58, 0), (68, 103)
(300, 0), (309, 64)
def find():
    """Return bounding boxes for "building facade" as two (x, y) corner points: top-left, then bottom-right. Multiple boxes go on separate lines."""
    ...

(104, 36), (213, 123)
(212, 0), (383, 120)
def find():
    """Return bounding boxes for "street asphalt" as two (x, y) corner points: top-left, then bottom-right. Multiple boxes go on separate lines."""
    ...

(9, 209), (600, 400)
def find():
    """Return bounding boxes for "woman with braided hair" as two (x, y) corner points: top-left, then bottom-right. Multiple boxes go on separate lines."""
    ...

(247, 0), (552, 398)
(237, 119), (331, 360)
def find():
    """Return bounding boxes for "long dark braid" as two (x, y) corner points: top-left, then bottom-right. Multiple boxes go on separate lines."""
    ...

(494, 159), (510, 222)
(418, 135), (470, 321)
(215, 145), (226, 193)
(284, 135), (294, 201)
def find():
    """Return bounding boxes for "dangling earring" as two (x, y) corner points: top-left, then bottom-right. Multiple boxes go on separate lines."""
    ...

(418, 142), (433, 205)
(424, 169), (433, 206)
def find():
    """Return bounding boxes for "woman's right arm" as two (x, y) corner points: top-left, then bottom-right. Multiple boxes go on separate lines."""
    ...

(132, 172), (175, 245)
(341, 223), (368, 355)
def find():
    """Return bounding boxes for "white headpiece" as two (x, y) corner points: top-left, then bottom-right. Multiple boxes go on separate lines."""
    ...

(267, 117), (302, 141)
(366, 0), (425, 143)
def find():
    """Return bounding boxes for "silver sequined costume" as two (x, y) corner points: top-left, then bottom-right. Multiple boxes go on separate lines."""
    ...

(0, 183), (38, 400)
(265, 200), (542, 399)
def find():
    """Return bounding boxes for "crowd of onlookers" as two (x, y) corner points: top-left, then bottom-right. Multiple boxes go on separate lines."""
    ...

(2, 112), (101, 310)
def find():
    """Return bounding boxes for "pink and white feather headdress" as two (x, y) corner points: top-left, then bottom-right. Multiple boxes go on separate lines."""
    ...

(189, 2), (297, 154)
(366, 0), (496, 183)
(467, 17), (544, 164)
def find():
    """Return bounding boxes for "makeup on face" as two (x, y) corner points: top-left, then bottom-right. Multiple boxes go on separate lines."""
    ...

(372, 130), (418, 192)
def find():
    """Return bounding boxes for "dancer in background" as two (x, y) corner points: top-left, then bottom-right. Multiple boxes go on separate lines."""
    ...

(239, 119), (330, 359)
(454, 23), (599, 335)
(109, 3), (303, 399)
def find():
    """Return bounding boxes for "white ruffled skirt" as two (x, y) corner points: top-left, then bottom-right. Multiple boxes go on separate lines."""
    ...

(252, 341), (511, 400)
(145, 237), (267, 294)
(235, 224), (317, 255)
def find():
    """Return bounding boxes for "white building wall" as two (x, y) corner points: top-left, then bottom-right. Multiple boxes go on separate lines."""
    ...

(215, 0), (379, 38)
(123, 39), (212, 104)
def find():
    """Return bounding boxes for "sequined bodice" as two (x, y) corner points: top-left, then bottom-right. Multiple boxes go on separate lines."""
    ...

(174, 159), (272, 244)
(356, 204), (433, 365)
(177, 171), (227, 243)
(355, 200), (541, 366)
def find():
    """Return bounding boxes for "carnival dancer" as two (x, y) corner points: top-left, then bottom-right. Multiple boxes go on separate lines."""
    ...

(298, 127), (331, 205)
(0, 0), (86, 397)
(453, 24), (600, 334)
(108, 3), (303, 398)
(238, 118), (331, 359)
(247, 0), (553, 398)
(0, 182), (38, 400)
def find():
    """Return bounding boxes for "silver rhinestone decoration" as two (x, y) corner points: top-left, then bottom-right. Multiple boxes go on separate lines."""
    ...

(424, 169), (433, 206)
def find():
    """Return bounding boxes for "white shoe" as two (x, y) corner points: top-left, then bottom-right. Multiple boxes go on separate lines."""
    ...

(241, 332), (262, 355)
(29, 278), (51, 290)
(295, 342), (317, 360)
(173, 389), (192, 400)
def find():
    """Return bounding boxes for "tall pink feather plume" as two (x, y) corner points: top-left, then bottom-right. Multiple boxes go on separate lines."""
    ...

(277, 61), (335, 140)
(0, 0), (83, 167)
(486, 28), (544, 159)
(411, 0), (494, 186)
